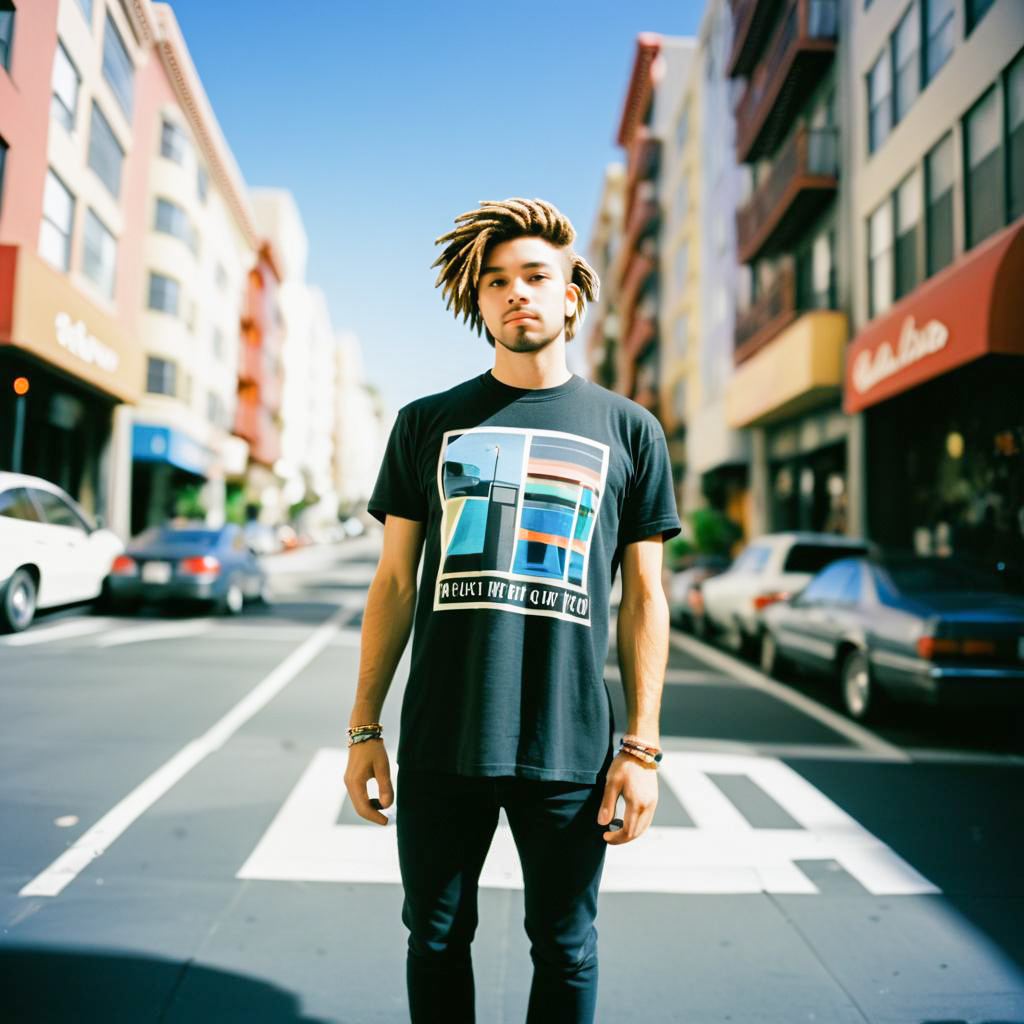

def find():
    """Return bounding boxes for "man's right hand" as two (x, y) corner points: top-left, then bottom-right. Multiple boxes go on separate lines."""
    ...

(344, 740), (394, 825)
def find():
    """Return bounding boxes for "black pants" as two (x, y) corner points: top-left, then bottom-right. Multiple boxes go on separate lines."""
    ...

(395, 764), (610, 1023)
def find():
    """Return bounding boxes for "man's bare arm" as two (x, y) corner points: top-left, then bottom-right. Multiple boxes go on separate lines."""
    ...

(598, 534), (670, 845)
(344, 513), (424, 824)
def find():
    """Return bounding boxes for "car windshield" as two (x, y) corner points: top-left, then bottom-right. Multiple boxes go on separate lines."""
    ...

(783, 543), (869, 573)
(877, 559), (1020, 596)
(134, 526), (222, 549)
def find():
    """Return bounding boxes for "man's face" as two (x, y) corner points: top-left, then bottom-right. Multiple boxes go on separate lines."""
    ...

(476, 236), (580, 353)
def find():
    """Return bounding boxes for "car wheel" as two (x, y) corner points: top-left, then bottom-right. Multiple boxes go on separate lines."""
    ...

(0, 568), (38, 633)
(840, 649), (884, 723)
(254, 578), (272, 605)
(219, 577), (245, 616)
(760, 630), (788, 678)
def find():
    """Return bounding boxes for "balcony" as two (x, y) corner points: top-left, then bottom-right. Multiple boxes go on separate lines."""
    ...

(618, 250), (657, 327)
(734, 0), (838, 164)
(736, 125), (838, 264)
(624, 135), (661, 218)
(238, 339), (262, 385)
(728, 0), (785, 78)
(623, 309), (656, 360)
(734, 258), (798, 363)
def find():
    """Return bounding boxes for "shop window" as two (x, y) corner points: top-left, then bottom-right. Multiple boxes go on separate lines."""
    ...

(147, 272), (180, 316)
(867, 199), (893, 319)
(964, 85), (1003, 250)
(51, 40), (80, 133)
(866, 48), (892, 154)
(0, 1), (12, 73)
(1008, 51), (1024, 223)
(101, 12), (133, 116)
(965, 0), (995, 36)
(146, 357), (177, 397)
(922, 0), (954, 87)
(154, 197), (197, 252)
(83, 208), (116, 299)
(894, 169), (922, 300)
(160, 118), (190, 164)
(87, 101), (124, 199)
(924, 132), (954, 276)
(39, 169), (75, 272)
(892, 3), (920, 125)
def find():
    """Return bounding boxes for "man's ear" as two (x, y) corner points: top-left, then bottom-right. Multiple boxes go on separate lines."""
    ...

(564, 282), (581, 318)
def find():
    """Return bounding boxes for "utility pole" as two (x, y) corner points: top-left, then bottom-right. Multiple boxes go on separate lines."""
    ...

(11, 376), (29, 473)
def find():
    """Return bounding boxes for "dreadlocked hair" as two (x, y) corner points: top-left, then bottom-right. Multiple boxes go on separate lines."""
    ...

(431, 198), (600, 343)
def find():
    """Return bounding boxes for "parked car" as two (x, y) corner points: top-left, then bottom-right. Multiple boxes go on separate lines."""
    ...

(698, 532), (876, 658)
(242, 519), (281, 555)
(0, 472), (124, 633)
(107, 522), (269, 614)
(759, 552), (1024, 722)
(667, 554), (731, 632)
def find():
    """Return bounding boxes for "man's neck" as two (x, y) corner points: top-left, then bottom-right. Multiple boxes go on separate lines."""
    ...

(490, 340), (573, 390)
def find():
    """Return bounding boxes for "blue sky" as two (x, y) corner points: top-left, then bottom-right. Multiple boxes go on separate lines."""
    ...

(168, 1), (705, 415)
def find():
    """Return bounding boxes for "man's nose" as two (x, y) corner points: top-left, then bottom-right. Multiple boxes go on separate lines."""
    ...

(508, 278), (530, 300)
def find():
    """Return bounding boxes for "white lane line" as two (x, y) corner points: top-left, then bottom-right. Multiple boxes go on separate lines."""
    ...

(0, 618), (115, 647)
(94, 620), (214, 648)
(604, 664), (739, 686)
(668, 630), (911, 763)
(18, 605), (351, 899)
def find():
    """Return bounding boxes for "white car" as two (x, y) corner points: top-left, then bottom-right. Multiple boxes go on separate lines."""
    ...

(698, 531), (876, 658)
(0, 472), (124, 632)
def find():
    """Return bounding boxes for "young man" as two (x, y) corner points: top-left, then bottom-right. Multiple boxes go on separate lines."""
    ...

(344, 197), (680, 1024)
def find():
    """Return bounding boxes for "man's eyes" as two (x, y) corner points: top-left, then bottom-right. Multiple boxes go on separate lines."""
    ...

(486, 275), (547, 286)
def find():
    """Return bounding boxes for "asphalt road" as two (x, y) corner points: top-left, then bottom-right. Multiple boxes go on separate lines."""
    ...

(1, 535), (1023, 1023)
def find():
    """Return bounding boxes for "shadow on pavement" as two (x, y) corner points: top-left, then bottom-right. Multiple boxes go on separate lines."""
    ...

(0, 946), (348, 1023)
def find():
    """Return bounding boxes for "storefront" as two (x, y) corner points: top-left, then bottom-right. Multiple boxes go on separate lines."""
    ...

(0, 245), (141, 531)
(130, 423), (214, 536)
(845, 217), (1024, 573)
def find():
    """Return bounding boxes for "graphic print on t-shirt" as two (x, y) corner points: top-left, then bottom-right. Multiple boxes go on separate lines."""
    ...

(434, 426), (610, 625)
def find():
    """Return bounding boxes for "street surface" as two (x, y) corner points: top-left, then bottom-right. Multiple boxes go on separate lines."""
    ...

(2, 534), (1023, 1023)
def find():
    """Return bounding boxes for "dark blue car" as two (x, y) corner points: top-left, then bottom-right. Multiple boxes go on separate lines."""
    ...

(107, 522), (269, 615)
(759, 553), (1024, 722)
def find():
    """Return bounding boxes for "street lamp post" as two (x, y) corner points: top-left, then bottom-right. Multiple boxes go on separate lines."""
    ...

(11, 376), (29, 473)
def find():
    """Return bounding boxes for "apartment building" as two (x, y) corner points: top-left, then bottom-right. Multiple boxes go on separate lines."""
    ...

(843, 0), (1024, 567)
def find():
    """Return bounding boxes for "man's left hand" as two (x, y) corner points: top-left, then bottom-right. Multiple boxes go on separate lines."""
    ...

(597, 752), (658, 845)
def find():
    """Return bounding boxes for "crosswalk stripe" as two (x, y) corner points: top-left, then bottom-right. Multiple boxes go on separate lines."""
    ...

(0, 618), (114, 646)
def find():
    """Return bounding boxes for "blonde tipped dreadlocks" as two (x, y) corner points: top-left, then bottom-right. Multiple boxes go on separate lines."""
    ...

(431, 198), (600, 344)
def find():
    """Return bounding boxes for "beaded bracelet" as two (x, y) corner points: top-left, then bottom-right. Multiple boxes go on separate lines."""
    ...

(348, 723), (384, 748)
(618, 738), (663, 766)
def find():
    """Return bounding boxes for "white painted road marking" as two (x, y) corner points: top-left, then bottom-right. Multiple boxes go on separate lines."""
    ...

(18, 606), (351, 898)
(236, 747), (941, 896)
(94, 620), (214, 647)
(0, 617), (115, 646)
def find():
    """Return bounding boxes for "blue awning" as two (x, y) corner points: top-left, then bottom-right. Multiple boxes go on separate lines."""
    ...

(132, 424), (211, 477)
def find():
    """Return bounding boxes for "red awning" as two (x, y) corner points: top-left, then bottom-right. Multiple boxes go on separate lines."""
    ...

(844, 216), (1024, 413)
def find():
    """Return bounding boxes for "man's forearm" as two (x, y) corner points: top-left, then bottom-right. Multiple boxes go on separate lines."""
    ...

(348, 570), (417, 726)
(616, 588), (670, 744)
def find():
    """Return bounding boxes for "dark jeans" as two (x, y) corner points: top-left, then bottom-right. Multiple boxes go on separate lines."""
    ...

(395, 764), (610, 1024)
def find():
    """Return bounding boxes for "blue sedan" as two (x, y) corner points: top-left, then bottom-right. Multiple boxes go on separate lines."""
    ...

(759, 553), (1024, 722)
(107, 522), (270, 615)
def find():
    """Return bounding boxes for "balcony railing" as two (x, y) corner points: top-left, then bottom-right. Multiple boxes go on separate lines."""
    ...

(736, 124), (838, 264)
(728, 0), (785, 78)
(733, 257), (798, 362)
(735, 0), (837, 163)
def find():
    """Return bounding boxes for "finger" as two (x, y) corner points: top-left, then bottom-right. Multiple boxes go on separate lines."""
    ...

(376, 760), (394, 809)
(597, 782), (621, 825)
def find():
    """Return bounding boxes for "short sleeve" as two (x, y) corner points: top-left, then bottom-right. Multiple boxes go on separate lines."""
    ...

(367, 406), (427, 524)
(618, 432), (682, 546)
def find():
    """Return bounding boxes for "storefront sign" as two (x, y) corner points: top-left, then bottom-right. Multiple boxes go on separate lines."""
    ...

(54, 312), (120, 374)
(850, 316), (948, 395)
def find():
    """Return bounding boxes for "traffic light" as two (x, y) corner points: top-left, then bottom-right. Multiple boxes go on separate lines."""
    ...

(13, 376), (29, 396)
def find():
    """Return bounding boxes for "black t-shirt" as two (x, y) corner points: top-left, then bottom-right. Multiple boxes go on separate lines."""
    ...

(367, 370), (681, 783)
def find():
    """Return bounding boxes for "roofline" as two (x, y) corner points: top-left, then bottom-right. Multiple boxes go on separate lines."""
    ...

(615, 33), (661, 149)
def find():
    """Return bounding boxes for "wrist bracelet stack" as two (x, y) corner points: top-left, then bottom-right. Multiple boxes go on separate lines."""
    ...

(617, 734), (663, 767)
(348, 723), (384, 747)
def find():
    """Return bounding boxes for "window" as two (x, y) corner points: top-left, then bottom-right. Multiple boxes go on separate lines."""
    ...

(675, 241), (689, 289)
(798, 560), (860, 605)
(154, 197), (197, 252)
(160, 118), (190, 164)
(867, 48), (892, 154)
(867, 199), (893, 318)
(51, 41), (80, 132)
(0, 135), (7, 215)
(147, 272), (180, 316)
(922, 0), (954, 86)
(1008, 52), (1024, 223)
(925, 132), (954, 275)
(672, 378), (686, 421)
(0, 1), (13, 73)
(796, 228), (836, 310)
(0, 488), (41, 522)
(215, 263), (228, 290)
(39, 169), (75, 271)
(101, 12), (133, 116)
(674, 314), (688, 358)
(732, 545), (772, 574)
(675, 174), (689, 223)
(966, 0), (995, 35)
(31, 489), (87, 531)
(83, 208), (116, 299)
(197, 164), (208, 203)
(676, 103), (689, 150)
(894, 170), (921, 299)
(146, 356), (177, 396)
(87, 102), (124, 199)
(892, 4), (920, 125)
(207, 391), (225, 429)
(211, 326), (224, 360)
(783, 545), (868, 574)
(964, 85), (1003, 249)
(76, 0), (93, 25)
